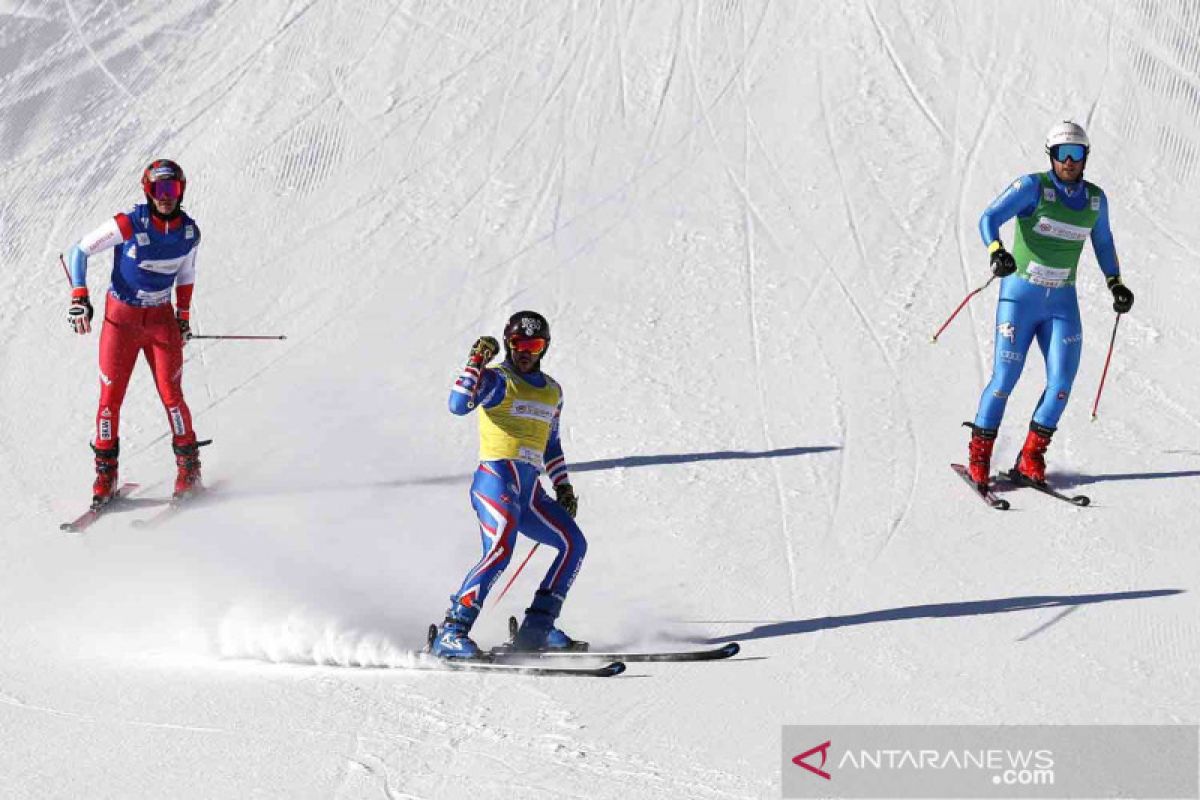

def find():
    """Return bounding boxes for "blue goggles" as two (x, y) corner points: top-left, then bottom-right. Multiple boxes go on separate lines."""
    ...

(1050, 143), (1087, 163)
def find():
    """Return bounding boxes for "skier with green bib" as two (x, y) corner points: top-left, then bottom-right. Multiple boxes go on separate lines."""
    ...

(964, 121), (1135, 489)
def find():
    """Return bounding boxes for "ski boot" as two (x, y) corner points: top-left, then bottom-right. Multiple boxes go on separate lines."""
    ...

(963, 422), (998, 490)
(172, 440), (204, 500)
(512, 590), (588, 652)
(1013, 421), (1055, 485)
(429, 598), (482, 660)
(91, 441), (120, 507)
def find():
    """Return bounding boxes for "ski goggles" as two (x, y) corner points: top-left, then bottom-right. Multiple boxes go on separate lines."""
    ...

(148, 179), (183, 200)
(1049, 143), (1087, 163)
(508, 337), (548, 355)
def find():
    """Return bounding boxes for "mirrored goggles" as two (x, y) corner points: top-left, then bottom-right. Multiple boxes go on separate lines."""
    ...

(1049, 143), (1087, 163)
(508, 337), (547, 355)
(149, 179), (183, 200)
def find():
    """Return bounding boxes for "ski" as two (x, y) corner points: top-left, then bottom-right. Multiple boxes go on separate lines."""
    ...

(999, 470), (1090, 507)
(491, 641), (741, 663)
(132, 480), (223, 529)
(59, 483), (141, 533)
(950, 463), (1010, 510)
(429, 657), (625, 677)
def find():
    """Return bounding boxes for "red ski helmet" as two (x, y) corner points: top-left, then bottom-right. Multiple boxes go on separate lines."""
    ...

(141, 159), (186, 203)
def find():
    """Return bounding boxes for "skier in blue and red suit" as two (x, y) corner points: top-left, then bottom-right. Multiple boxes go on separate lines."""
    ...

(430, 311), (588, 659)
(66, 159), (206, 505)
(964, 122), (1135, 489)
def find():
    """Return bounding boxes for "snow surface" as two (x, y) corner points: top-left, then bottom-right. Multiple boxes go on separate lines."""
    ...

(1, 1), (1198, 797)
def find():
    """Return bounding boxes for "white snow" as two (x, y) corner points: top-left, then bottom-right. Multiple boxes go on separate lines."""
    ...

(1, 1), (1198, 798)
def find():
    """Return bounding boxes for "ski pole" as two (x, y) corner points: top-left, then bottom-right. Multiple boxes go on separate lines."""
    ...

(496, 544), (539, 602)
(58, 254), (284, 342)
(930, 275), (996, 343)
(1091, 313), (1122, 421)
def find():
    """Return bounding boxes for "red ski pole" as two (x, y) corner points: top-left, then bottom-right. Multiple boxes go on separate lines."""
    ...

(1091, 313), (1122, 421)
(496, 544), (539, 602)
(931, 275), (996, 343)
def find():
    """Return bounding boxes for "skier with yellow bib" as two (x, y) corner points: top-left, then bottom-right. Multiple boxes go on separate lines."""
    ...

(431, 311), (587, 659)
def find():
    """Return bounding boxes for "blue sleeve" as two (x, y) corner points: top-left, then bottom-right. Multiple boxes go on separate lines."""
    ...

(68, 245), (89, 288)
(979, 175), (1040, 247)
(448, 368), (505, 415)
(543, 396), (570, 485)
(1090, 191), (1120, 278)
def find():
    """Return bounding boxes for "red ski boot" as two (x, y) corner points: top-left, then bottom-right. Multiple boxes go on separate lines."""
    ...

(1013, 422), (1055, 484)
(172, 441), (204, 499)
(963, 423), (998, 489)
(91, 441), (120, 506)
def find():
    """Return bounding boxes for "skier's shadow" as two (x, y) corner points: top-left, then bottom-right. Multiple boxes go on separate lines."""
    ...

(697, 589), (1184, 644)
(571, 445), (840, 473)
(1051, 470), (1200, 489)
(376, 445), (841, 488)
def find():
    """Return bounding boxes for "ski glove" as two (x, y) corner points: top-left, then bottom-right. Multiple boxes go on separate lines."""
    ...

(176, 310), (192, 342)
(68, 290), (93, 335)
(1108, 276), (1134, 314)
(989, 244), (1017, 278)
(554, 483), (578, 518)
(467, 336), (500, 367)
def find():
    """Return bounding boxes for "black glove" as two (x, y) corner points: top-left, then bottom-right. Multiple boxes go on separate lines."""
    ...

(467, 336), (499, 367)
(68, 291), (94, 334)
(1108, 276), (1134, 313)
(989, 245), (1016, 278)
(554, 483), (578, 518)
(176, 310), (192, 342)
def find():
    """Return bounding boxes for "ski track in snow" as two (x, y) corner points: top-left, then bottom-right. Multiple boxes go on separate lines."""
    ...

(862, 0), (947, 142)
(813, 37), (920, 562)
(61, 0), (138, 106)
(680, 0), (800, 614)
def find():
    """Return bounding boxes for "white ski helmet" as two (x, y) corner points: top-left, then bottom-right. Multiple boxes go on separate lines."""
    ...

(1045, 121), (1090, 153)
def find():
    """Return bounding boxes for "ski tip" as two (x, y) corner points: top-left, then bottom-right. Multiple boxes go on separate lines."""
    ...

(1071, 495), (1091, 506)
(992, 498), (1011, 511)
(719, 642), (741, 658)
(58, 523), (79, 532)
(601, 661), (627, 677)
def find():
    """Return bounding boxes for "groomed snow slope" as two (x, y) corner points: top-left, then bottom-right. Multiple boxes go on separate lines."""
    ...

(1, 1), (1198, 797)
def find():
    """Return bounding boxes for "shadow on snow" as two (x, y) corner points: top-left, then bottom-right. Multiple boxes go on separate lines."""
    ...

(1051, 469), (1200, 489)
(376, 445), (841, 488)
(698, 589), (1185, 644)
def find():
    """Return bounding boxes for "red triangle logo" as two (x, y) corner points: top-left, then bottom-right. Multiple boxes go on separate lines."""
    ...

(792, 740), (832, 780)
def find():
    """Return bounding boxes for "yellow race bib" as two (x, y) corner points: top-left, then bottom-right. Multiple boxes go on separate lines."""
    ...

(478, 365), (561, 467)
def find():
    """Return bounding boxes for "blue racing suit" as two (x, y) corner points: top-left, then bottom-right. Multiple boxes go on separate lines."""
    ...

(973, 171), (1120, 431)
(446, 361), (586, 611)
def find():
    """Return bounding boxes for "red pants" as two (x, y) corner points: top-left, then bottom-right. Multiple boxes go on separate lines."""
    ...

(94, 294), (195, 449)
